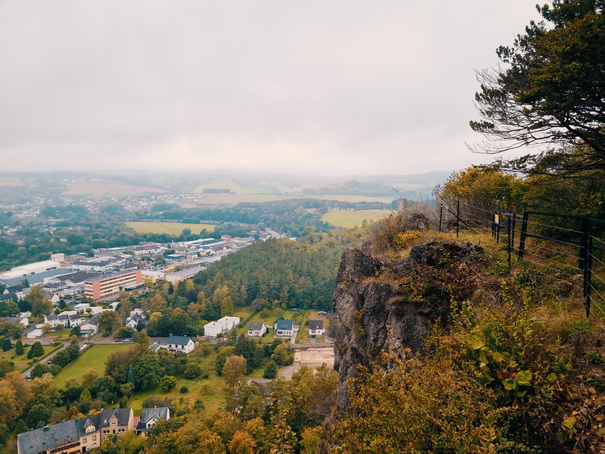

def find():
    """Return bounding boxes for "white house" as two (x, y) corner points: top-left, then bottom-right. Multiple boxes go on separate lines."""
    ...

(45, 312), (83, 328)
(247, 321), (267, 337)
(80, 313), (101, 336)
(220, 316), (240, 330)
(203, 316), (241, 338)
(26, 328), (44, 338)
(136, 407), (170, 435)
(308, 320), (325, 337)
(203, 321), (225, 338)
(274, 317), (294, 338)
(165, 335), (195, 354)
(125, 313), (147, 331)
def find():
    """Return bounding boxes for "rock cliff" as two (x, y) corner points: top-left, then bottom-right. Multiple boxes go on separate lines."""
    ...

(333, 240), (486, 411)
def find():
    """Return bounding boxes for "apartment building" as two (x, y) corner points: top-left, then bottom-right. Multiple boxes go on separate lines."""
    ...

(83, 270), (143, 300)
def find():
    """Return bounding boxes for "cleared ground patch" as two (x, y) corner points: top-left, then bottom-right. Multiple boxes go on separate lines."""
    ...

(322, 209), (393, 228)
(294, 347), (335, 368)
(53, 344), (131, 388)
(125, 221), (216, 235)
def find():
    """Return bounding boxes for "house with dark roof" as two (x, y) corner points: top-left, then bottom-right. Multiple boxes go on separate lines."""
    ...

(17, 408), (134, 454)
(0, 315), (28, 328)
(44, 312), (82, 329)
(126, 313), (148, 331)
(274, 317), (293, 337)
(17, 419), (81, 454)
(80, 313), (100, 336)
(77, 412), (103, 452)
(247, 321), (267, 337)
(136, 407), (170, 435)
(165, 335), (195, 354)
(99, 408), (134, 437)
(308, 320), (325, 338)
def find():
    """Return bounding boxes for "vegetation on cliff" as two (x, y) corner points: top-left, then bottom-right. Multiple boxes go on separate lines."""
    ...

(330, 210), (605, 452)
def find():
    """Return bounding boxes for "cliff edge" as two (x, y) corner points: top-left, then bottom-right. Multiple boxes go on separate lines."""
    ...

(333, 240), (486, 411)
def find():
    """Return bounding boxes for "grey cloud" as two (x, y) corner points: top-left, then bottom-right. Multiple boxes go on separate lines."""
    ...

(0, 0), (539, 174)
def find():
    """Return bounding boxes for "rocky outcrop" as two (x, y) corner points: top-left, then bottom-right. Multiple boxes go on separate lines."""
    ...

(333, 240), (485, 411)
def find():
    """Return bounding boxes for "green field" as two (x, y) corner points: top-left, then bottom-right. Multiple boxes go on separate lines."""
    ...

(322, 209), (393, 228)
(1, 344), (60, 372)
(125, 222), (216, 235)
(54, 344), (131, 388)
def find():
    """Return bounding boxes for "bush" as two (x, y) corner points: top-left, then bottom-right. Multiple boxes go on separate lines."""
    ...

(30, 363), (51, 378)
(159, 375), (177, 392)
(193, 399), (205, 411)
(183, 363), (204, 380)
(1, 338), (12, 352)
(271, 343), (294, 366)
(179, 386), (189, 394)
(263, 361), (278, 379)
(114, 327), (135, 339)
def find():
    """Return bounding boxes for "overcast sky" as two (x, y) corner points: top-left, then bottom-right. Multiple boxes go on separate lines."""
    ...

(0, 1), (540, 176)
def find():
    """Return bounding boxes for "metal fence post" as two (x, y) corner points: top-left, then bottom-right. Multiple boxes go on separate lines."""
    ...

(456, 200), (460, 238)
(507, 215), (512, 267)
(584, 235), (593, 317)
(518, 212), (529, 259)
(439, 203), (443, 233)
(579, 217), (589, 270)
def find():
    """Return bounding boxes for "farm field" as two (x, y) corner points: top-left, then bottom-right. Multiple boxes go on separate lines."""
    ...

(310, 195), (394, 203)
(186, 190), (397, 205)
(125, 221), (216, 235)
(65, 180), (169, 195)
(322, 209), (392, 228)
(0, 176), (23, 186)
(54, 344), (131, 388)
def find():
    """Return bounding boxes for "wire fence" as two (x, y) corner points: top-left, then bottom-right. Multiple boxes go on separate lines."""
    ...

(438, 200), (605, 319)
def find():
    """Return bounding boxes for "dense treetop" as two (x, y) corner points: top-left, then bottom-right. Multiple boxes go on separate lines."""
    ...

(470, 0), (605, 176)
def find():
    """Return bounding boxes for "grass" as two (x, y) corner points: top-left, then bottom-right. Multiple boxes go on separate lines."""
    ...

(296, 311), (329, 343)
(53, 344), (131, 388)
(1, 345), (61, 372)
(125, 221), (216, 235)
(127, 349), (230, 417)
(322, 209), (393, 228)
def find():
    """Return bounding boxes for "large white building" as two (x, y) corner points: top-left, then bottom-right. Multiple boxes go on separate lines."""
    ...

(203, 316), (240, 338)
(0, 260), (62, 280)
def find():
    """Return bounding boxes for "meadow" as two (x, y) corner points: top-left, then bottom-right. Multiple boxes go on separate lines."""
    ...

(53, 344), (131, 388)
(321, 209), (393, 228)
(125, 221), (216, 235)
(1, 344), (61, 372)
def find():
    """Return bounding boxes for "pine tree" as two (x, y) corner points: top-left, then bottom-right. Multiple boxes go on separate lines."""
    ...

(15, 339), (24, 356)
